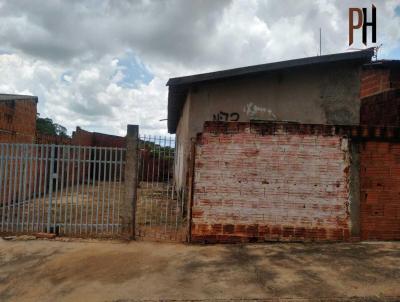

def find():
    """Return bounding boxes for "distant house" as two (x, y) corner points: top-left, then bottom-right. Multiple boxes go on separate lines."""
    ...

(166, 48), (400, 188)
(0, 94), (38, 143)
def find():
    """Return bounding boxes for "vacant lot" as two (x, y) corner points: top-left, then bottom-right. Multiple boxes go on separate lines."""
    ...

(0, 181), (186, 241)
(0, 239), (399, 302)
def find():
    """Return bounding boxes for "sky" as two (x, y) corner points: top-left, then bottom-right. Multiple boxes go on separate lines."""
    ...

(0, 0), (399, 136)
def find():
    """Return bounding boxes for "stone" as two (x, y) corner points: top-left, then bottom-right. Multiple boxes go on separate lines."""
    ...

(35, 232), (56, 239)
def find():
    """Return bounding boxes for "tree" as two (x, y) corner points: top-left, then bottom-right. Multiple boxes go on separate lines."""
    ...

(36, 116), (69, 137)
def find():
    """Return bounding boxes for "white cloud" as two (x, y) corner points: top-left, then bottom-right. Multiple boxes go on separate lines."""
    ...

(0, 52), (168, 136)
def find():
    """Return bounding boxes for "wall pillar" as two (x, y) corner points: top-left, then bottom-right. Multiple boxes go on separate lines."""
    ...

(122, 124), (139, 239)
(186, 138), (196, 242)
(349, 140), (361, 239)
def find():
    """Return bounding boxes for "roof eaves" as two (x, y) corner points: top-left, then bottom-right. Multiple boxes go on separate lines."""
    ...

(0, 94), (38, 103)
(167, 48), (374, 87)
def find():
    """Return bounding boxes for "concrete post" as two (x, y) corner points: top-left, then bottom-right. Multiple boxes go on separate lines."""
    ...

(349, 140), (360, 239)
(123, 124), (139, 239)
(186, 138), (196, 242)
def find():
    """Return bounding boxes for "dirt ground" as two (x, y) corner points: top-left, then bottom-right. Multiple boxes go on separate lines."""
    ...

(0, 239), (399, 302)
(0, 181), (186, 241)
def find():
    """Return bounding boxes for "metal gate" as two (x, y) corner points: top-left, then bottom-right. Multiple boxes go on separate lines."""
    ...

(135, 135), (187, 242)
(0, 136), (187, 241)
(0, 144), (126, 237)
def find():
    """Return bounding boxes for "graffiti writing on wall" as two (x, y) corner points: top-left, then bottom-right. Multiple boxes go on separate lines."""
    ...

(213, 111), (240, 122)
(244, 102), (267, 117)
(243, 102), (277, 120)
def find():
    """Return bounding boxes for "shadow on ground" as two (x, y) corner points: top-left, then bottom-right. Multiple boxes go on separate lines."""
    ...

(0, 238), (399, 302)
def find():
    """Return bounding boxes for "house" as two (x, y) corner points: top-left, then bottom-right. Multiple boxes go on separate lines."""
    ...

(166, 49), (400, 243)
(0, 94), (37, 143)
(167, 48), (400, 189)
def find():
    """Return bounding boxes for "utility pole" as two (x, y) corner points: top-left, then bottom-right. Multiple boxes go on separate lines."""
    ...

(319, 28), (322, 56)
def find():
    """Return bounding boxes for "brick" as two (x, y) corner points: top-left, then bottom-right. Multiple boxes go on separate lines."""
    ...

(192, 123), (351, 243)
(72, 127), (126, 147)
(35, 232), (56, 239)
(360, 89), (400, 126)
(222, 224), (234, 234)
(360, 141), (400, 240)
(36, 133), (72, 144)
(360, 67), (393, 98)
(0, 99), (38, 205)
(0, 99), (36, 143)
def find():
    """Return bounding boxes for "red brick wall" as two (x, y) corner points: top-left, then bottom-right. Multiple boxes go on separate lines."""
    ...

(360, 68), (390, 98)
(360, 63), (400, 99)
(71, 127), (126, 148)
(70, 127), (126, 184)
(139, 148), (173, 182)
(191, 122), (351, 243)
(0, 99), (37, 207)
(36, 132), (72, 145)
(71, 127), (93, 146)
(0, 100), (37, 143)
(0, 145), (47, 209)
(360, 141), (400, 240)
(93, 132), (125, 148)
(360, 89), (400, 126)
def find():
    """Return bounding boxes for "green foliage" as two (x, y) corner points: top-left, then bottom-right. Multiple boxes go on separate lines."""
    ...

(36, 117), (69, 138)
(141, 139), (175, 160)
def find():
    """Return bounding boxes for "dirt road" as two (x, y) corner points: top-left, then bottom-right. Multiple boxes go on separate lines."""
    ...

(0, 238), (399, 301)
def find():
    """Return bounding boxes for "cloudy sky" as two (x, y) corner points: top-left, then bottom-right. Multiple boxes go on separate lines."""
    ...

(0, 0), (399, 136)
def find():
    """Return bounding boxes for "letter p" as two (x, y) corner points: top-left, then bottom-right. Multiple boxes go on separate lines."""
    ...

(349, 8), (363, 46)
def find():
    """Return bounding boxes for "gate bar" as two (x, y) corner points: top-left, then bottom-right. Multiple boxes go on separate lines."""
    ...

(0, 145), (5, 231)
(47, 145), (55, 233)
